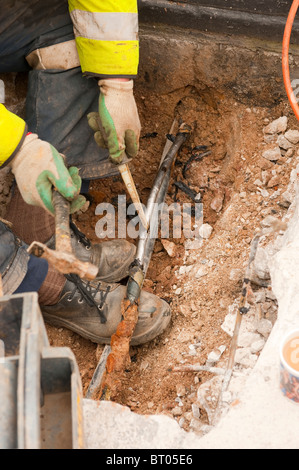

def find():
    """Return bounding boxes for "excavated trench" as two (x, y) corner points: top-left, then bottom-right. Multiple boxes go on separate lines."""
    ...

(45, 29), (299, 433)
(2, 17), (299, 439)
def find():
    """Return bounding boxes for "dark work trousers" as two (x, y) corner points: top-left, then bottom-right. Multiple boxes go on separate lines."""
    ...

(0, 1), (118, 294)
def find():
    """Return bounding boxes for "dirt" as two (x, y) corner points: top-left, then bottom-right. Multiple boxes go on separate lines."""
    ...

(46, 83), (299, 433)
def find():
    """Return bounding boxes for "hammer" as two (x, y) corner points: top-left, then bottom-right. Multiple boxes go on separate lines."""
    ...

(27, 191), (98, 281)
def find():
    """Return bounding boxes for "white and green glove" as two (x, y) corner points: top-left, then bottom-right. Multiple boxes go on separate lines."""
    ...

(88, 79), (141, 165)
(10, 133), (86, 215)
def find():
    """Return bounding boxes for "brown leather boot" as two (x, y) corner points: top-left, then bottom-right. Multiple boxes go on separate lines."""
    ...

(46, 220), (136, 283)
(41, 274), (171, 345)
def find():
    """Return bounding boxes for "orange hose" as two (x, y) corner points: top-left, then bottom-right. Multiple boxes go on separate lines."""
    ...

(282, 0), (299, 121)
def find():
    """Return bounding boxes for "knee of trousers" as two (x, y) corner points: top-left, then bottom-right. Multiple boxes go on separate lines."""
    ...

(26, 40), (80, 71)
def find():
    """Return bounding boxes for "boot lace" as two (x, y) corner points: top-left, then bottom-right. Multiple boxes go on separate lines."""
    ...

(70, 217), (91, 249)
(65, 273), (111, 324)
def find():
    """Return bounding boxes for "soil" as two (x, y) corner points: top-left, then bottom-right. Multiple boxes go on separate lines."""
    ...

(46, 84), (299, 432)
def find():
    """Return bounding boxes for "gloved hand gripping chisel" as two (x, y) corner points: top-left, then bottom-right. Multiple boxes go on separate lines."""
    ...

(88, 79), (149, 230)
(117, 161), (149, 231)
(28, 191), (98, 280)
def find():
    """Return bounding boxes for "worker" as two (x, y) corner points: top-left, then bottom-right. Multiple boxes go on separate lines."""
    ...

(0, 1), (171, 345)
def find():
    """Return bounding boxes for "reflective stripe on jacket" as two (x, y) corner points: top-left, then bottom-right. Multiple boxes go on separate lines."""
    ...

(68, 0), (139, 77)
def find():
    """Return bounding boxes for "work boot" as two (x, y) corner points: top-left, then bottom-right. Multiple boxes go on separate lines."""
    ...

(46, 220), (136, 283)
(41, 274), (171, 346)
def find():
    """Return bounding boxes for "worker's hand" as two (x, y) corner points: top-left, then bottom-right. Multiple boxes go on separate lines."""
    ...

(88, 79), (141, 165)
(10, 133), (86, 215)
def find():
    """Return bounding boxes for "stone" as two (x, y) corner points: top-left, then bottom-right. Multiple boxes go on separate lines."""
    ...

(195, 266), (208, 279)
(257, 188), (269, 198)
(284, 129), (299, 144)
(221, 311), (237, 337)
(285, 148), (295, 158)
(206, 346), (226, 365)
(265, 289), (277, 302)
(264, 134), (276, 144)
(237, 332), (262, 348)
(251, 338), (266, 353)
(191, 404), (201, 419)
(235, 347), (258, 368)
(161, 239), (177, 257)
(263, 116), (288, 134)
(175, 397), (183, 407)
(251, 246), (271, 282)
(255, 290), (266, 303)
(280, 190), (293, 208)
(176, 384), (186, 397)
(210, 190), (225, 213)
(189, 418), (204, 433)
(267, 176), (280, 188)
(256, 318), (273, 337)
(261, 215), (279, 227)
(262, 146), (281, 162)
(199, 223), (213, 239)
(277, 134), (294, 150)
(172, 406), (183, 417)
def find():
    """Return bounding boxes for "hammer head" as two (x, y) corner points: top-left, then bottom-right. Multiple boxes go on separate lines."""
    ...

(27, 241), (99, 281)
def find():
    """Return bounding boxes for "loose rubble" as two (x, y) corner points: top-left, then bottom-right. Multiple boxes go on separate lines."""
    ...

(44, 90), (299, 440)
(159, 114), (298, 435)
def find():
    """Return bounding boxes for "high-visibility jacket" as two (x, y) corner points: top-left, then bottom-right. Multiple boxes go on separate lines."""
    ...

(69, 0), (139, 78)
(0, 0), (139, 168)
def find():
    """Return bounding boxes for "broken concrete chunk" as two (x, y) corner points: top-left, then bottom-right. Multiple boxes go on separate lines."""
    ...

(267, 175), (280, 188)
(172, 406), (183, 417)
(237, 332), (262, 348)
(210, 190), (225, 213)
(235, 348), (258, 368)
(256, 318), (273, 337)
(262, 146), (281, 162)
(251, 338), (266, 353)
(206, 346), (225, 366)
(251, 246), (271, 282)
(261, 215), (280, 228)
(277, 134), (294, 150)
(191, 404), (201, 419)
(254, 290), (266, 303)
(284, 129), (299, 144)
(263, 116), (288, 135)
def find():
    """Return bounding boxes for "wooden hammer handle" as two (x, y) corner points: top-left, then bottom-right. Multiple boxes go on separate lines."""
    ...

(52, 191), (72, 254)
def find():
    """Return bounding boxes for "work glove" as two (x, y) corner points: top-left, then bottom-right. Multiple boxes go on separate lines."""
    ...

(87, 79), (141, 165)
(10, 133), (86, 215)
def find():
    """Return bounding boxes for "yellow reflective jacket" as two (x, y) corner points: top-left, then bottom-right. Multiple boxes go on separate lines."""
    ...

(68, 0), (139, 78)
(0, 0), (139, 167)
